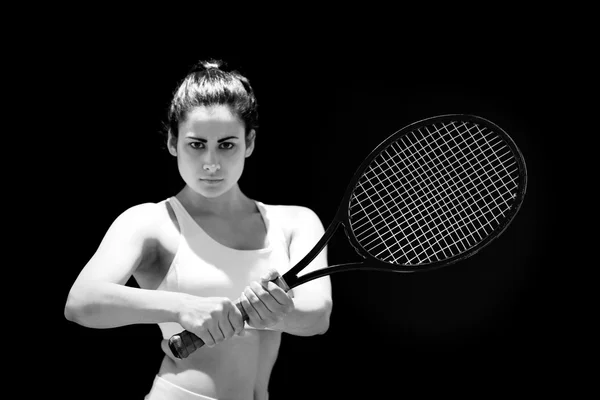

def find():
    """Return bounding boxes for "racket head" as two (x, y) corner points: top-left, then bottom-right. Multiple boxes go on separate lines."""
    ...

(339, 114), (527, 273)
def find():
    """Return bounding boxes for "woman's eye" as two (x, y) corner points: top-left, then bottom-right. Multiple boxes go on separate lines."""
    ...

(220, 142), (235, 150)
(189, 142), (204, 149)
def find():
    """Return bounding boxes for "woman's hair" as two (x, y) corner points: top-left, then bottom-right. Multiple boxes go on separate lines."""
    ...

(166, 59), (259, 143)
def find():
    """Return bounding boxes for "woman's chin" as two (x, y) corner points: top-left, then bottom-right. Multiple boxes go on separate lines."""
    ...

(193, 181), (231, 198)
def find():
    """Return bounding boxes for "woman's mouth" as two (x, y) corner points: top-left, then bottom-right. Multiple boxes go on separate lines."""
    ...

(200, 178), (224, 185)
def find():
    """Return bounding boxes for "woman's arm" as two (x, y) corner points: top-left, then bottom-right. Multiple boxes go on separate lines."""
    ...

(64, 203), (180, 327)
(65, 282), (184, 328)
(64, 203), (245, 347)
(243, 206), (333, 336)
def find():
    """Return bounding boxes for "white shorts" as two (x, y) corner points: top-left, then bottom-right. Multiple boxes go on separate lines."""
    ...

(144, 375), (217, 400)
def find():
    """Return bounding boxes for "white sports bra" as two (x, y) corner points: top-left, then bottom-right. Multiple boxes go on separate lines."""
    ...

(156, 197), (291, 339)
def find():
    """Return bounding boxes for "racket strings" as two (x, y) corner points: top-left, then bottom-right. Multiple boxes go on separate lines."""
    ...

(380, 123), (517, 262)
(349, 121), (521, 265)
(352, 125), (514, 235)
(352, 123), (517, 218)
(375, 123), (518, 262)
(352, 131), (517, 234)
(383, 133), (513, 261)
(354, 139), (498, 260)
(353, 129), (518, 246)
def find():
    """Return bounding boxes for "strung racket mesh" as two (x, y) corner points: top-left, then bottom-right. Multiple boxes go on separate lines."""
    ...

(349, 120), (521, 266)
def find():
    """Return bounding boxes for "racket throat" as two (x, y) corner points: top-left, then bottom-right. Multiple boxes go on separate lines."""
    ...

(282, 220), (341, 288)
(292, 262), (366, 287)
(272, 275), (290, 292)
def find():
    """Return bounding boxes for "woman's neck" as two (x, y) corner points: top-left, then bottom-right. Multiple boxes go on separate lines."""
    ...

(177, 184), (254, 218)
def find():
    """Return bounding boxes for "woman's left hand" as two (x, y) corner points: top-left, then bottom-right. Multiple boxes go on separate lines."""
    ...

(240, 269), (294, 329)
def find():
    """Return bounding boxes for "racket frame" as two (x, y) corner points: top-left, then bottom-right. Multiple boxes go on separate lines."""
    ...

(281, 114), (527, 289)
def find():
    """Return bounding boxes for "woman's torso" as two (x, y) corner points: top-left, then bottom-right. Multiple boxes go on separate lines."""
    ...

(133, 196), (292, 399)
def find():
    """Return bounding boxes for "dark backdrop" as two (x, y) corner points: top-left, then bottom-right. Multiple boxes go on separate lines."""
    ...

(49, 38), (579, 399)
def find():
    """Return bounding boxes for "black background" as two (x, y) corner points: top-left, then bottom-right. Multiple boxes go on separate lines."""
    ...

(37, 23), (589, 400)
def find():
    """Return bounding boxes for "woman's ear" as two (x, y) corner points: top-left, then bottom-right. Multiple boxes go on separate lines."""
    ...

(245, 129), (256, 158)
(167, 131), (178, 157)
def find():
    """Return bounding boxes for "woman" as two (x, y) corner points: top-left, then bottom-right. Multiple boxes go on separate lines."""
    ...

(64, 59), (333, 400)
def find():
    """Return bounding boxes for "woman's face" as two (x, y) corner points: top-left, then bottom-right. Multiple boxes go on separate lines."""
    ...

(168, 105), (255, 199)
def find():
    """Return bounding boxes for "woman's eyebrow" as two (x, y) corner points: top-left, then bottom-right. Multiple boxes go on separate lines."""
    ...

(187, 136), (240, 143)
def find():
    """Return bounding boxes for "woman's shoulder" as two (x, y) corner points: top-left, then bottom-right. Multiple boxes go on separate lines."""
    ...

(259, 201), (316, 218)
(117, 200), (168, 220)
(110, 200), (173, 238)
(260, 202), (324, 234)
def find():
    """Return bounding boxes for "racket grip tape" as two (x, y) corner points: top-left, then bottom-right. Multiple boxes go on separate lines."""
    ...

(168, 276), (290, 359)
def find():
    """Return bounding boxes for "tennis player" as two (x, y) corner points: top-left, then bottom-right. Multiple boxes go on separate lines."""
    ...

(64, 59), (333, 400)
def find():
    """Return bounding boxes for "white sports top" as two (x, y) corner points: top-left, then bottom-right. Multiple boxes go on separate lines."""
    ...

(156, 197), (291, 339)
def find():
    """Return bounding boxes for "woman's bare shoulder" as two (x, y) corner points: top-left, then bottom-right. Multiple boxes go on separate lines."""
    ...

(263, 203), (324, 237)
(268, 204), (319, 219)
(116, 201), (165, 225)
(109, 200), (175, 240)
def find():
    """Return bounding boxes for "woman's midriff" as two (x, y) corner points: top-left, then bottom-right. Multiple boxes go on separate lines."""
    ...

(158, 329), (282, 400)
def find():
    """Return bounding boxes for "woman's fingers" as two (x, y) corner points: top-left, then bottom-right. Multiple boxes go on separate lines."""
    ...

(240, 280), (294, 328)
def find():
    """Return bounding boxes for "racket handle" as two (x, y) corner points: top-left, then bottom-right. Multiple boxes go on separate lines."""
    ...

(168, 276), (290, 359)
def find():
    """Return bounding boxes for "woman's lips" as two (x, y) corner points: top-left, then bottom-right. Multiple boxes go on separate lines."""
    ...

(200, 178), (224, 185)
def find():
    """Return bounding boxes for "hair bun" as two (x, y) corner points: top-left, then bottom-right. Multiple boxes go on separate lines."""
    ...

(189, 59), (226, 74)
(202, 60), (222, 69)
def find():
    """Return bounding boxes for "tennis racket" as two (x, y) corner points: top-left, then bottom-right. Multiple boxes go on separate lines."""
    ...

(168, 114), (527, 358)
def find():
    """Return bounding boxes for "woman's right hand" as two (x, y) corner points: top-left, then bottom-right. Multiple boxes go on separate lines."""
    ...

(177, 294), (245, 348)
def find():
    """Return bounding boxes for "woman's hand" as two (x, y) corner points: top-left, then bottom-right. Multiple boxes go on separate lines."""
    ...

(240, 269), (295, 329)
(177, 295), (245, 348)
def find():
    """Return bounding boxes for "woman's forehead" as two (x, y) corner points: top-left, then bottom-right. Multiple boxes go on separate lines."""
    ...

(186, 105), (236, 120)
(181, 105), (244, 138)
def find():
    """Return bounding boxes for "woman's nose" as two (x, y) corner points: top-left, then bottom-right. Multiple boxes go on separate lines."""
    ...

(203, 150), (219, 165)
